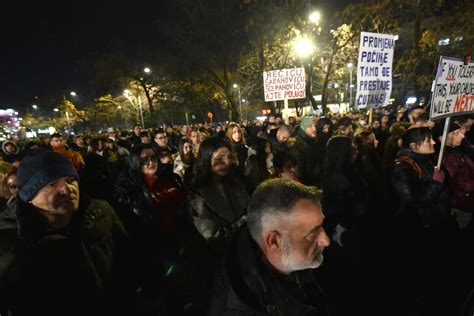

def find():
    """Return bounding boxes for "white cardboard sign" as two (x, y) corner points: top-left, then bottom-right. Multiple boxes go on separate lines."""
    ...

(263, 68), (306, 102)
(355, 31), (395, 109)
(430, 56), (474, 120)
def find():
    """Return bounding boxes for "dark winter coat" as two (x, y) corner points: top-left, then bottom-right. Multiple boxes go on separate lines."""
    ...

(188, 176), (249, 254)
(289, 129), (325, 186)
(230, 142), (249, 173)
(391, 149), (451, 229)
(208, 226), (329, 316)
(0, 198), (133, 316)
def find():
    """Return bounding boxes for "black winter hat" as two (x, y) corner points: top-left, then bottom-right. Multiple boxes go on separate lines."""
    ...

(432, 119), (462, 141)
(17, 150), (79, 203)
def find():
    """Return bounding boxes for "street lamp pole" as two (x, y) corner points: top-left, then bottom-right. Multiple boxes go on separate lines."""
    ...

(347, 63), (354, 111)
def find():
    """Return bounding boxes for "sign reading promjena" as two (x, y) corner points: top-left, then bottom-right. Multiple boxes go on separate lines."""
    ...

(355, 31), (395, 109)
(430, 56), (474, 120)
(263, 67), (306, 102)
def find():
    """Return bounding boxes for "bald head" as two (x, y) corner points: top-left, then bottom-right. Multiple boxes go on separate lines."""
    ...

(276, 125), (291, 144)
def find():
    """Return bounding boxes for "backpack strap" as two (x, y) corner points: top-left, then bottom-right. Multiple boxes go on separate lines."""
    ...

(395, 156), (423, 180)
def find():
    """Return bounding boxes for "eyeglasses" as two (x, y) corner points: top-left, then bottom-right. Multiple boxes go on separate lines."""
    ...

(140, 155), (158, 166)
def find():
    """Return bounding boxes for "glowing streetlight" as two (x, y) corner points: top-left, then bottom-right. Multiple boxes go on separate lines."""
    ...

(32, 104), (38, 110)
(70, 91), (77, 96)
(144, 67), (151, 74)
(309, 11), (321, 24)
(53, 108), (59, 112)
(294, 37), (314, 58)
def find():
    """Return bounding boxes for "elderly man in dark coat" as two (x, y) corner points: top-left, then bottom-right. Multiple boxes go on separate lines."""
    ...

(208, 179), (330, 315)
(0, 150), (134, 316)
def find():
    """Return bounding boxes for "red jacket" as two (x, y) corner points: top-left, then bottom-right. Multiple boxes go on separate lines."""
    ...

(444, 147), (474, 212)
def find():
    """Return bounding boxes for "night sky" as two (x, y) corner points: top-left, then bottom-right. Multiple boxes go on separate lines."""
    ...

(0, 0), (351, 112)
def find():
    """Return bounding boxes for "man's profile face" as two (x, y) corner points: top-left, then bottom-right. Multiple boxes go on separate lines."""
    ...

(340, 124), (353, 136)
(31, 176), (80, 218)
(50, 137), (63, 149)
(279, 199), (330, 272)
(276, 130), (290, 143)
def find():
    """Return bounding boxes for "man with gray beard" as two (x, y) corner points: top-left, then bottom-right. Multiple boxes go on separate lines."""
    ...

(208, 179), (330, 315)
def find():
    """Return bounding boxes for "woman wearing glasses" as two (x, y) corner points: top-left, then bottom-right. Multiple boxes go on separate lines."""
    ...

(114, 143), (194, 313)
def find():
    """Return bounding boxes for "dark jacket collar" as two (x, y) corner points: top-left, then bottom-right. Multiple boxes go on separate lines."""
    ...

(224, 226), (327, 315)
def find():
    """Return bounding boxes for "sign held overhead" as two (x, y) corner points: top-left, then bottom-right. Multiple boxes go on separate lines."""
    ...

(355, 31), (395, 109)
(263, 67), (306, 102)
(430, 56), (474, 120)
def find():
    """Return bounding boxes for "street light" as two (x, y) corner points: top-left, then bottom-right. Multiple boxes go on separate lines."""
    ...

(32, 104), (38, 110)
(53, 108), (59, 112)
(233, 83), (243, 121)
(347, 62), (354, 110)
(70, 91), (77, 96)
(309, 11), (321, 24)
(144, 67), (151, 74)
(294, 37), (314, 58)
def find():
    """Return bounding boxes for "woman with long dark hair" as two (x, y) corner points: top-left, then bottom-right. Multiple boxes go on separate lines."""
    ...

(189, 138), (249, 253)
(114, 144), (195, 313)
(173, 137), (194, 180)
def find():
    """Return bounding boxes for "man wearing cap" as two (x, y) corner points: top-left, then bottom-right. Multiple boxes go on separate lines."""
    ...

(0, 150), (134, 316)
(289, 116), (325, 186)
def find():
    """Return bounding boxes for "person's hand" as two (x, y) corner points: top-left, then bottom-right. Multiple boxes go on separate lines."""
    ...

(433, 167), (445, 184)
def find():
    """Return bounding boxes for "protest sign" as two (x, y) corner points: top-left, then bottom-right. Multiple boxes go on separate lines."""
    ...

(263, 68), (306, 102)
(430, 56), (474, 120)
(355, 31), (395, 109)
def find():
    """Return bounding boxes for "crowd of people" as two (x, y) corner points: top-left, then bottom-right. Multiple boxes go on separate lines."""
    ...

(0, 104), (473, 315)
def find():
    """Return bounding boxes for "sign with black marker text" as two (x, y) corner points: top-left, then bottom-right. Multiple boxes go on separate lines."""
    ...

(355, 31), (395, 109)
(430, 56), (474, 120)
(263, 68), (306, 102)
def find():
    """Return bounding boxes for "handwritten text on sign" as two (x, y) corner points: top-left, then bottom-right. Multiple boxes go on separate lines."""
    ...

(430, 56), (474, 120)
(263, 68), (306, 102)
(355, 32), (395, 109)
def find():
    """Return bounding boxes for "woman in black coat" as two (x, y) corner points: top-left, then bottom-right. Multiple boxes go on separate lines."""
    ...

(390, 127), (459, 314)
(114, 144), (203, 314)
(188, 138), (249, 255)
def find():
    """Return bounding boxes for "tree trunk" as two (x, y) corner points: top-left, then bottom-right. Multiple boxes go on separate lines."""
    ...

(321, 45), (337, 115)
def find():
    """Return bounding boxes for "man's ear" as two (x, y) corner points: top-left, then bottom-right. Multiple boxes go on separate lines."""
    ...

(264, 230), (282, 253)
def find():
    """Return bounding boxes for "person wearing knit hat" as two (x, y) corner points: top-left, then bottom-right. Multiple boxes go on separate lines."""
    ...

(0, 150), (134, 315)
(299, 116), (316, 137)
(17, 150), (79, 204)
(432, 118), (464, 144)
(289, 115), (324, 186)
